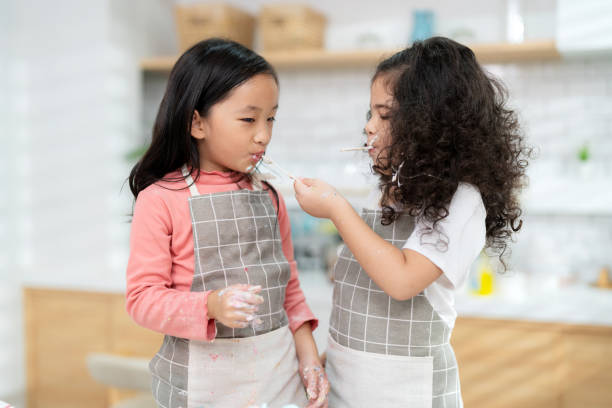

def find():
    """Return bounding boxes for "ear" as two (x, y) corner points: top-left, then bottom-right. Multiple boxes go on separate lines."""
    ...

(191, 110), (206, 140)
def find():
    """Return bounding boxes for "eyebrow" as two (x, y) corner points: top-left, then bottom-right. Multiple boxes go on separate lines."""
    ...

(373, 103), (392, 109)
(238, 105), (279, 112)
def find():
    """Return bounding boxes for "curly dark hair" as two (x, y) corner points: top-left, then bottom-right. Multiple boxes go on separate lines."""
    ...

(372, 36), (532, 263)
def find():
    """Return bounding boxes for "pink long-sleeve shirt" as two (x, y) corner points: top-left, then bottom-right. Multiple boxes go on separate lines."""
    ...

(126, 169), (318, 341)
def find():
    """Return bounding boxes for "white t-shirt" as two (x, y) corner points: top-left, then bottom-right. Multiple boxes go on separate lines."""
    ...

(365, 182), (486, 328)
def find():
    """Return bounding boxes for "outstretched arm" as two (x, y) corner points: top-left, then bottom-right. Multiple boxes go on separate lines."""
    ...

(294, 178), (442, 300)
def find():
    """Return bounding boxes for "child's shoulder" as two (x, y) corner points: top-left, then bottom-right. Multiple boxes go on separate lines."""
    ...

(456, 182), (481, 198)
(450, 182), (485, 214)
(455, 182), (482, 200)
(137, 170), (188, 201)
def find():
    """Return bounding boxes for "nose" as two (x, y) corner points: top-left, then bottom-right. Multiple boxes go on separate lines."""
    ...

(253, 127), (271, 146)
(364, 115), (376, 136)
(364, 120), (377, 145)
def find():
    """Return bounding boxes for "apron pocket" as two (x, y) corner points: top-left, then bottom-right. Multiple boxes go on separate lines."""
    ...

(187, 326), (307, 408)
(326, 335), (433, 408)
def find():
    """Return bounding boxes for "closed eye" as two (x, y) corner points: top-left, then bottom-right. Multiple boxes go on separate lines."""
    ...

(240, 118), (255, 123)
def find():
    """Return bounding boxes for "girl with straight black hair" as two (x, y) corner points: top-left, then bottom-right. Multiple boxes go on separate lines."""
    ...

(127, 38), (329, 408)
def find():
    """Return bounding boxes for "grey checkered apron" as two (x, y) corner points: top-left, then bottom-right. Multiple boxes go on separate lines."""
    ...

(328, 208), (462, 407)
(149, 168), (305, 408)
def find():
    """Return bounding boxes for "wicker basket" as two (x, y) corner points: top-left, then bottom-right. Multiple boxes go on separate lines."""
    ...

(175, 4), (255, 51)
(259, 4), (326, 52)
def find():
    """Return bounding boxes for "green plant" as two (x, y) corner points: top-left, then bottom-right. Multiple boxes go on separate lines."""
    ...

(577, 143), (590, 162)
(125, 145), (149, 162)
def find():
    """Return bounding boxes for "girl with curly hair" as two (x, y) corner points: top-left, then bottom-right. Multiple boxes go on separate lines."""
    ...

(294, 36), (530, 407)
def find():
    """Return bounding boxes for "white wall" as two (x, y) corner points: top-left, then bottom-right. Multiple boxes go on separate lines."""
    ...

(498, 58), (612, 283)
(1, 0), (26, 403)
(263, 59), (612, 285)
(0, 0), (175, 402)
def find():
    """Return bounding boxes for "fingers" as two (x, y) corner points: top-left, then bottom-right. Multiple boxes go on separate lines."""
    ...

(217, 284), (265, 328)
(293, 177), (318, 194)
(218, 283), (249, 298)
(300, 177), (316, 186)
(223, 285), (264, 306)
(227, 299), (257, 313)
(226, 296), (262, 324)
(315, 370), (330, 407)
(293, 177), (309, 195)
(225, 283), (260, 294)
(233, 310), (256, 322)
(304, 368), (318, 400)
(302, 365), (329, 408)
(225, 310), (264, 328)
(229, 291), (264, 307)
(307, 368), (329, 408)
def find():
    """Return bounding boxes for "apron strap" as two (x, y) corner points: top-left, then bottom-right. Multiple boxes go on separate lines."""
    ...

(249, 173), (264, 191)
(181, 164), (200, 196)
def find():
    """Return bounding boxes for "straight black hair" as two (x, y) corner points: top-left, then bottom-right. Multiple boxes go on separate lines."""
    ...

(128, 38), (278, 199)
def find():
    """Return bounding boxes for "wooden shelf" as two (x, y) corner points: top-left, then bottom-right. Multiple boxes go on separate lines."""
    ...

(471, 40), (560, 63)
(141, 40), (560, 73)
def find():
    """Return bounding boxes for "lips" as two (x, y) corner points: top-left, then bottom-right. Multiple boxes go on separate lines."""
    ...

(250, 152), (265, 162)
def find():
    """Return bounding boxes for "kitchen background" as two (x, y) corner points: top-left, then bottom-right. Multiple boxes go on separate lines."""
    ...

(1, 0), (612, 407)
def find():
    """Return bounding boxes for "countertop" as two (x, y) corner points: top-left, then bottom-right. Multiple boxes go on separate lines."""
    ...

(297, 270), (612, 330)
(454, 284), (612, 327)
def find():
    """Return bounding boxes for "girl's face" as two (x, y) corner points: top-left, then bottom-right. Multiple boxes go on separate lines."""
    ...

(192, 74), (279, 173)
(364, 73), (395, 164)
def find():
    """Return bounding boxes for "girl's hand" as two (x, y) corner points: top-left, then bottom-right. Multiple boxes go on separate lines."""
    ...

(293, 178), (348, 220)
(207, 284), (264, 329)
(299, 360), (330, 408)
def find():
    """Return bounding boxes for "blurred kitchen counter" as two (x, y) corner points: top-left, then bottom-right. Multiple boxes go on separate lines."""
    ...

(453, 284), (612, 407)
(452, 313), (612, 408)
(298, 270), (612, 328)
(22, 276), (612, 408)
(455, 285), (612, 326)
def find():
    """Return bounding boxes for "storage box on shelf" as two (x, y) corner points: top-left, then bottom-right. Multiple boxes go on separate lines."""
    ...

(174, 4), (255, 51)
(259, 4), (326, 52)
